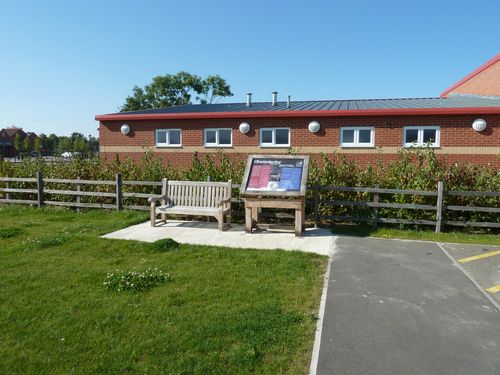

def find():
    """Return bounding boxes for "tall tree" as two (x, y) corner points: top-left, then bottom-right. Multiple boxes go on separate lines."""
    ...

(196, 75), (233, 104)
(58, 137), (71, 154)
(34, 137), (42, 155)
(120, 72), (233, 111)
(14, 133), (22, 155)
(23, 137), (31, 154)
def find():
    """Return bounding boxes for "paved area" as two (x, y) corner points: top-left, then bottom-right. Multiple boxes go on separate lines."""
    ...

(439, 242), (500, 305)
(317, 237), (500, 375)
(102, 220), (335, 255)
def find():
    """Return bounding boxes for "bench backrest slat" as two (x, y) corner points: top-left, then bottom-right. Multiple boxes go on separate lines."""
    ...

(163, 180), (231, 208)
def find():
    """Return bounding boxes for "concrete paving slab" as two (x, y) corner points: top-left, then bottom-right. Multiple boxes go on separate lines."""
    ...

(102, 220), (335, 256)
(317, 237), (500, 375)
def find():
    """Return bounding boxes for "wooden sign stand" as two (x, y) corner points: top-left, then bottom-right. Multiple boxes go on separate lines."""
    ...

(240, 155), (309, 237)
(243, 195), (305, 236)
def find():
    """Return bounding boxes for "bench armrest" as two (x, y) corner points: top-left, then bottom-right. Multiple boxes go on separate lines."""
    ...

(218, 197), (232, 207)
(148, 195), (169, 204)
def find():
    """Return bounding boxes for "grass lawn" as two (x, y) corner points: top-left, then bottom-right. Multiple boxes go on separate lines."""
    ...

(331, 223), (500, 246)
(0, 206), (327, 374)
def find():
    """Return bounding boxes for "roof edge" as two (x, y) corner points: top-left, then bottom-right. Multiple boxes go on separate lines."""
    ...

(96, 107), (500, 121)
(440, 54), (500, 98)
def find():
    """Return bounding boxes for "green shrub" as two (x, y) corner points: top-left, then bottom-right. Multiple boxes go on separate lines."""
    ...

(0, 227), (24, 239)
(148, 238), (180, 252)
(104, 267), (171, 292)
(1, 147), (498, 229)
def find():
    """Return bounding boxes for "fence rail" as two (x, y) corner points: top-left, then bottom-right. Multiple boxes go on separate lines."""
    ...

(0, 172), (498, 233)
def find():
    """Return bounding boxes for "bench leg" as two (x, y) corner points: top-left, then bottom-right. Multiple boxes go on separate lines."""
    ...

(217, 213), (224, 231)
(150, 206), (156, 227)
(161, 212), (167, 224)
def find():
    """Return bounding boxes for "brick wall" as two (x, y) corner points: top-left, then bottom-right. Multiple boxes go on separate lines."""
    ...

(99, 114), (500, 167)
(445, 59), (500, 98)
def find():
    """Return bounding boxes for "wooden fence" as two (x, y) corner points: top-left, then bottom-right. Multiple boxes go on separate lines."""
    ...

(0, 172), (499, 233)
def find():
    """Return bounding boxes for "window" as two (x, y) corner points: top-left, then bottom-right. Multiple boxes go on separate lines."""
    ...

(260, 128), (290, 147)
(340, 127), (374, 147)
(403, 126), (440, 147)
(155, 129), (181, 147)
(204, 128), (232, 147)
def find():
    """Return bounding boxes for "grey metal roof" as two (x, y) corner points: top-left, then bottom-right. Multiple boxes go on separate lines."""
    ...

(116, 96), (500, 115)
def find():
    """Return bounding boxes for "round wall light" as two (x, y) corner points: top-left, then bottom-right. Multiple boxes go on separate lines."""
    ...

(472, 118), (487, 132)
(239, 122), (251, 134)
(308, 121), (321, 133)
(120, 124), (130, 135)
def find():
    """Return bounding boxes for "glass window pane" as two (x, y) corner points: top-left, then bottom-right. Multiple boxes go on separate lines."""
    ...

(342, 129), (355, 144)
(157, 131), (167, 144)
(358, 129), (372, 144)
(218, 129), (231, 145)
(405, 129), (419, 144)
(423, 129), (436, 144)
(206, 130), (216, 144)
(261, 129), (273, 144)
(169, 130), (181, 145)
(275, 129), (289, 145)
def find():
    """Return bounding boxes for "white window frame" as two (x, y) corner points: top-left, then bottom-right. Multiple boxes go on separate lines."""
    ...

(259, 128), (291, 147)
(340, 127), (375, 147)
(204, 128), (232, 147)
(403, 126), (440, 148)
(155, 129), (182, 147)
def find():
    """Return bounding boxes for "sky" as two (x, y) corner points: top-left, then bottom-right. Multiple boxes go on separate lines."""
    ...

(0, 0), (499, 137)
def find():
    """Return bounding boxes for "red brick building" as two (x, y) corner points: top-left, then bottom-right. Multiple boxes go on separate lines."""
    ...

(97, 55), (500, 167)
(0, 127), (39, 158)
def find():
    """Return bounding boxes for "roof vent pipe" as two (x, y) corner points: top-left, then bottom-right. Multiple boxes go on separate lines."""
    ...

(246, 93), (252, 107)
(272, 91), (278, 106)
(287, 95), (291, 109)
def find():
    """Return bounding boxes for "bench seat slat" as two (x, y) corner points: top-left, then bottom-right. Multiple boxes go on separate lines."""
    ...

(157, 205), (224, 216)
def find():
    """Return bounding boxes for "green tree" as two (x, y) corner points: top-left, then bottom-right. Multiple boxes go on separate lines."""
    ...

(196, 75), (233, 104)
(58, 137), (71, 154)
(23, 137), (31, 154)
(46, 134), (59, 155)
(34, 137), (42, 155)
(14, 134), (22, 156)
(120, 72), (233, 111)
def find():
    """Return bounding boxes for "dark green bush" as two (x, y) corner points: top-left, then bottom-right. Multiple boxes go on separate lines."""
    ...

(148, 238), (180, 252)
(0, 227), (24, 239)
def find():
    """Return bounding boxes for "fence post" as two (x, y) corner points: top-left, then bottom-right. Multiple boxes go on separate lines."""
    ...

(76, 176), (81, 213)
(313, 179), (319, 228)
(6, 179), (10, 201)
(36, 171), (44, 208)
(372, 185), (379, 229)
(115, 173), (123, 211)
(435, 180), (444, 233)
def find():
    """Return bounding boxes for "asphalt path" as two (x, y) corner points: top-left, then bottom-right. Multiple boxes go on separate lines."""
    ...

(316, 237), (500, 375)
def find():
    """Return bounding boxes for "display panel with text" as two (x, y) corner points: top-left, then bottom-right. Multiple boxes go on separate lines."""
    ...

(240, 155), (309, 196)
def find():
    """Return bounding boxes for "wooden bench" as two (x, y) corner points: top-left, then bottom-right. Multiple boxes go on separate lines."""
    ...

(148, 179), (232, 230)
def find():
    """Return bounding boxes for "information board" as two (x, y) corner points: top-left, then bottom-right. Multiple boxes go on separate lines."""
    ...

(240, 155), (309, 196)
